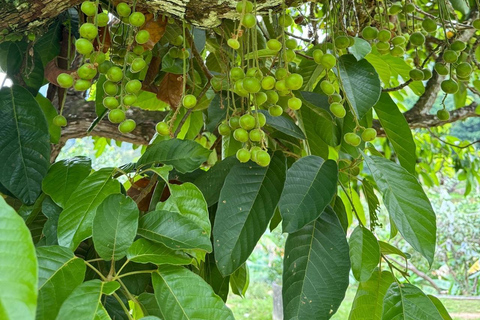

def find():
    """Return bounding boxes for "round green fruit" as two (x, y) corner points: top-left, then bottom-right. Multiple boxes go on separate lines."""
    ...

(443, 50), (458, 63)
(98, 61), (113, 74)
(456, 62), (472, 77)
(118, 119), (136, 133)
(404, 3), (415, 13)
(81, 1), (97, 16)
(257, 112), (266, 127)
(409, 32), (425, 47)
(103, 81), (118, 96)
(268, 105), (283, 117)
(74, 79), (91, 91)
(267, 39), (282, 51)
(422, 69), (433, 80)
(434, 63), (449, 76)
(126, 79), (142, 94)
(330, 102), (346, 118)
(171, 35), (184, 46)
(285, 39), (297, 50)
(129, 12), (146, 27)
(390, 46), (405, 57)
(320, 53), (336, 69)
(103, 97), (119, 109)
(130, 58), (147, 73)
(108, 109), (126, 123)
(236, 148), (251, 163)
(275, 80), (287, 92)
(133, 45), (145, 55)
(253, 92), (267, 106)
(116, 3), (132, 17)
(344, 132), (361, 146)
(240, 114), (256, 130)
(376, 41), (390, 51)
(79, 23), (98, 40)
(422, 18), (437, 33)
(233, 128), (249, 142)
(266, 90), (279, 104)
(229, 116), (240, 129)
(441, 79), (459, 94)
(288, 97), (302, 110)
(77, 63), (97, 80)
(75, 38), (94, 55)
(242, 13), (256, 28)
(279, 15), (294, 27)
(243, 77), (261, 93)
(335, 36), (350, 49)
(230, 67), (245, 81)
(53, 115), (67, 127)
(275, 68), (288, 80)
(218, 123), (231, 136)
(362, 26), (378, 40)
(227, 38), (240, 50)
(249, 129), (264, 142)
(261, 76), (276, 90)
(57, 73), (74, 88)
(183, 94), (197, 109)
(329, 94), (342, 103)
(285, 73), (303, 90)
(450, 40), (466, 52)
(473, 19), (480, 30)
(313, 49), (323, 64)
(123, 94), (137, 106)
(255, 150), (271, 167)
(156, 122), (170, 136)
(320, 80), (335, 95)
(250, 146), (262, 162)
(236, 1), (254, 13)
(361, 128), (377, 142)
(90, 51), (105, 64)
(409, 69), (424, 81)
(389, 4), (402, 15)
(107, 66), (123, 82)
(391, 36), (406, 46)
(135, 30), (150, 44)
(437, 109), (450, 121)
(96, 13), (109, 27)
(377, 29), (391, 42)
(211, 77), (224, 91)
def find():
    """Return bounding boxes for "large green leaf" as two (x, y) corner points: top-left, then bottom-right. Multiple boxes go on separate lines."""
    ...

(57, 168), (121, 250)
(230, 263), (249, 297)
(283, 207), (350, 319)
(349, 270), (395, 320)
(279, 156), (338, 233)
(36, 245), (86, 320)
(92, 194), (139, 261)
(0, 85), (50, 205)
(258, 110), (305, 140)
(374, 93), (416, 174)
(127, 238), (193, 265)
(349, 38), (372, 60)
(363, 155), (436, 265)
(35, 94), (61, 144)
(34, 18), (62, 65)
(0, 197), (38, 320)
(382, 283), (443, 320)
(55, 280), (104, 320)
(152, 265), (235, 320)
(138, 210), (212, 252)
(203, 254), (230, 302)
(380, 54), (425, 96)
(138, 139), (211, 173)
(213, 152), (286, 276)
(349, 226), (381, 282)
(428, 295), (452, 320)
(337, 54), (381, 120)
(42, 157), (92, 208)
(298, 50), (324, 91)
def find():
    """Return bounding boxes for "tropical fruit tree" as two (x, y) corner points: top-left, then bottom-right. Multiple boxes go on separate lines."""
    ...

(0, 0), (479, 319)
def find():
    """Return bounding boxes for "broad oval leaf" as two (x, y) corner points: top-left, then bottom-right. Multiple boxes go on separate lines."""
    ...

(349, 38), (372, 60)
(258, 110), (306, 140)
(349, 270), (395, 320)
(57, 168), (121, 250)
(374, 93), (416, 174)
(36, 245), (86, 320)
(138, 210), (212, 252)
(0, 197), (38, 320)
(338, 54), (381, 120)
(382, 283), (443, 320)
(42, 156), (92, 208)
(283, 207), (350, 319)
(428, 295), (453, 320)
(0, 85), (50, 205)
(349, 226), (381, 282)
(138, 139), (211, 173)
(92, 194), (139, 261)
(214, 152), (286, 276)
(127, 238), (193, 265)
(152, 265), (235, 320)
(279, 156), (338, 233)
(363, 154), (436, 265)
(55, 280), (104, 320)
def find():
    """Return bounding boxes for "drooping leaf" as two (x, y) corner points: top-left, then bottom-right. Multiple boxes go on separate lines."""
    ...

(203, 253), (230, 302)
(363, 154), (436, 265)
(382, 283), (443, 320)
(42, 156), (92, 208)
(55, 280), (104, 320)
(213, 152), (286, 276)
(0, 85), (50, 205)
(258, 110), (306, 140)
(152, 266), (235, 320)
(35, 94), (61, 144)
(349, 270), (395, 320)
(279, 156), (338, 233)
(337, 54), (382, 120)
(57, 168), (121, 250)
(0, 197), (38, 320)
(349, 226), (381, 282)
(362, 179), (380, 227)
(138, 139), (211, 173)
(127, 238), (193, 265)
(92, 194), (139, 261)
(374, 93), (416, 174)
(36, 245), (86, 320)
(349, 38), (372, 60)
(427, 295), (453, 320)
(230, 263), (249, 297)
(283, 207), (350, 319)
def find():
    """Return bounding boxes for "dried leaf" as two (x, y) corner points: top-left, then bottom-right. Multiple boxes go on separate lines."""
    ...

(141, 14), (168, 50)
(157, 73), (184, 109)
(44, 60), (76, 86)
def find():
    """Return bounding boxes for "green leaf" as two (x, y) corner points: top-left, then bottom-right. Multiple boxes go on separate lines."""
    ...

(138, 293), (162, 318)
(127, 238), (193, 265)
(349, 226), (381, 282)
(298, 51), (324, 91)
(95, 75), (108, 116)
(338, 54), (382, 119)
(161, 54), (187, 74)
(92, 194), (139, 261)
(349, 38), (372, 60)
(244, 48), (279, 59)
(203, 254), (230, 302)
(102, 282), (120, 295)
(22, 49), (45, 95)
(152, 266), (235, 320)
(362, 155), (436, 265)
(374, 93), (416, 174)
(213, 152), (286, 276)
(283, 207), (350, 319)
(427, 295), (453, 320)
(379, 241), (410, 260)
(349, 270), (395, 320)
(42, 157), (92, 208)
(362, 179), (380, 226)
(279, 156), (338, 233)
(55, 280), (104, 320)
(138, 139), (211, 173)
(138, 210), (212, 252)
(365, 53), (391, 85)
(380, 54), (425, 96)
(258, 110), (305, 140)
(133, 91), (169, 111)
(0, 41), (26, 76)
(0, 197), (38, 320)
(34, 18), (61, 65)
(36, 245), (86, 320)
(35, 94), (61, 144)
(382, 283), (443, 320)
(230, 263), (249, 297)
(0, 85), (50, 205)
(57, 168), (121, 250)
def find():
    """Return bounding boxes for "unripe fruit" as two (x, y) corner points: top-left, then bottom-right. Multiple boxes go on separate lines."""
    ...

(257, 112), (266, 127)
(228, 38), (240, 50)
(456, 62), (472, 77)
(243, 77), (261, 93)
(279, 15), (294, 28)
(135, 30), (150, 44)
(254, 92), (268, 106)
(183, 94), (197, 109)
(233, 128), (249, 142)
(275, 80), (287, 92)
(344, 132), (361, 146)
(256, 150), (271, 166)
(313, 49), (323, 64)
(130, 58), (147, 73)
(230, 67), (245, 81)
(74, 79), (91, 91)
(249, 129), (264, 142)
(240, 114), (256, 130)
(218, 123), (231, 136)
(77, 63), (97, 80)
(320, 80), (335, 95)
(361, 128), (377, 141)
(261, 76), (276, 90)
(116, 3), (132, 17)
(211, 77), (224, 91)
(75, 38), (94, 55)
(330, 102), (346, 118)
(389, 4), (402, 14)
(422, 69), (432, 80)
(329, 94), (342, 103)
(443, 50), (458, 63)
(441, 79), (459, 94)
(473, 19), (480, 30)
(242, 13), (256, 28)
(123, 94), (137, 106)
(320, 54), (336, 69)
(434, 63), (449, 76)
(268, 105), (283, 117)
(90, 51), (105, 64)
(335, 36), (350, 49)
(108, 109), (126, 123)
(236, 148), (251, 163)
(133, 45), (145, 55)
(103, 81), (119, 96)
(236, 1), (254, 13)
(409, 32), (425, 47)
(234, 80), (249, 97)
(285, 73), (303, 90)
(246, 67), (262, 78)
(266, 90), (279, 104)
(362, 26), (378, 40)
(57, 73), (74, 88)
(275, 68), (288, 80)
(126, 79), (142, 94)
(118, 119), (136, 133)
(422, 18), (437, 33)
(390, 46), (404, 57)
(377, 29), (391, 42)
(107, 66), (123, 82)
(250, 146), (262, 162)
(404, 3), (415, 13)
(450, 40), (466, 52)
(267, 39), (282, 51)
(288, 97), (302, 110)
(98, 61), (113, 74)
(156, 122), (170, 136)
(409, 69), (424, 81)
(437, 109), (450, 121)
(285, 39), (297, 50)
(96, 13), (109, 27)
(81, 1), (97, 16)
(376, 41), (390, 52)
(53, 115), (67, 127)
(229, 116), (240, 129)
(391, 36), (406, 46)
(103, 97), (119, 109)
(79, 23), (98, 40)
(285, 49), (297, 62)
(129, 12), (146, 27)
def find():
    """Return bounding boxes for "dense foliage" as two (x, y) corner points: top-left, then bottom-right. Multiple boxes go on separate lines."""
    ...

(1, 0), (480, 319)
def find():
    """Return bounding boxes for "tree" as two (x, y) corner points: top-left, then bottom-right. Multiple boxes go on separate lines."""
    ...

(0, 0), (478, 319)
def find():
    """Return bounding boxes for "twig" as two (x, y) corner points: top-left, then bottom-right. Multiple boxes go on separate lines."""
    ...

(427, 128), (480, 149)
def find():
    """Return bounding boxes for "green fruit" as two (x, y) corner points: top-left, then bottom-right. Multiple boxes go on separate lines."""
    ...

(107, 66), (123, 82)
(434, 63), (449, 76)
(108, 109), (126, 123)
(90, 51), (105, 64)
(116, 3), (132, 17)
(183, 94), (197, 109)
(74, 79), (91, 91)
(79, 23), (98, 40)
(329, 94), (342, 103)
(236, 1), (254, 13)
(249, 129), (264, 142)
(422, 69), (432, 80)
(441, 79), (459, 94)
(123, 94), (137, 106)
(410, 32), (425, 47)
(422, 18), (437, 33)
(218, 123), (231, 136)
(391, 36), (406, 46)
(320, 53), (336, 69)
(240, 114), (256, 130)
(377, 29), (391, 42)
(103, 81), (118, 95)
(473, 80), (480, 91)
(268, 105), (283, 117)
(156, 122), (170, 136)
(390, 45), (405, 57)
(261, 76), (276, 90)
(437, 109), (450, 121)
(118, 119), (136, 133)
(266, 90), (279, 104)
(456, 62), (472, 77)
(77, 63), (97, 80)
(98, 61), (113, 74)
(473, 19), (480, 30)
(96, 13), (109, 27)
(275, 68), (288, 80)
(126, 79), (142, 94)
(376, 41), (390, 51)
(242, 13), (256, 28)
(313, 49), (323, 64)
(285, 73), (303, 90)
(344, 132), (361, 146)
(229, 116), (240, 129)
(171, 35), (184, 46)
(250, 146), (262, 162)
(246, 67), (262, 78)
(288, 97), (302, 110)
(320, 80), (335, 95)
(81, 1), (97, 16)
(409, 69), (424, 81)
(285, 39), (297, 50)
(211, 77), (224, 91)
(135, 30), (150, 44)
(362, 26), (378, 40)
(236, 148), (251, 163)
(103, 97), (119, 109)
(243, 77), (261, 93)
(129, 12), (146, 27)
(450, 40), (466, 52)
(285, 49), (296, 62)
(75, 38), (94, 55)
(389, 4), (402, 15)
(443, 50), (458, 63)
(361, 128), (377, 141)
(228, 38), (240, 50)
(253, 92), (267, 106)
(234, 80), (249, 97)
(267, 39), (282, 51)
(256, 150), (271, 167)
(279, 15), (294, 28)
(230, 67), (245, 81)
(233, 128), (249, 142)
(404, 3), (415, 13)
(53, 115), (67, 127)
(275, 80), (287, 92)
(335, 36), (350, 49)
(130, 58), (147, 73)
(330, 102), (346, 118)
(133, 45), (145, 55)
(56, 73), (74, 88)
(257, 112), (266, 127)
(28, 33), (36, 42)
